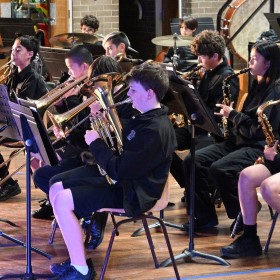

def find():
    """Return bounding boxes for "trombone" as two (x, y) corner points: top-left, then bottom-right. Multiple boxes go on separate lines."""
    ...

(46, 72), (129, 142)
(27, 73), (88, 115)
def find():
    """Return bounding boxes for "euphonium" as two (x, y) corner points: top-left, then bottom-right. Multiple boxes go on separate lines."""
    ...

(0, 60), (13, 84)
(221, 67), (250, 138)
(85, 74), (130, 184)
(27, 73), (88, 115)
(255, 99), (280, 164)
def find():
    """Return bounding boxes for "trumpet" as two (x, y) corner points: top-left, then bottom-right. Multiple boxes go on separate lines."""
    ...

(27, 73), (88, 115)
(0, 60), (13, 84)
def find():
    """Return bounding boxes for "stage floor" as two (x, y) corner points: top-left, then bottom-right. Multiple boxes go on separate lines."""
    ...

(0, 146), (280, 279)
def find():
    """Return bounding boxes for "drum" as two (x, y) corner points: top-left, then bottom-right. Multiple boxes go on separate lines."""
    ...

(220, 0), (277, 62)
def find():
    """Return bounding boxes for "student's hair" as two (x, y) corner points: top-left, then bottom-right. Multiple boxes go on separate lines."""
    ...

(190, 29), (226, 59)
(126, 62), (169, 102)
(15, 35), (40, 62)
(66, 45), (93, 66)
(88, 55), (122, 78)
(102, 31), (130, 51)
(252, 40), (280, 84)
(179, 16), (198, 31)
(80, 15), (99, 31)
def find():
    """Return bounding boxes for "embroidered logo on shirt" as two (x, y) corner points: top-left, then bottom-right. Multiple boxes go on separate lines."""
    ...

(127, 130), (136, 141)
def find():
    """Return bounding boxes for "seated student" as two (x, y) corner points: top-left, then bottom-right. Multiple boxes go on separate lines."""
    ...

(32, 45), (93, 219)
(80, 15), (100, 35)
(164, 16), (198, 72)
(169, 29), (239, 194)
(221, 134), (280, 258)
(0, 35), (47, 202)
(33, 55), (136, 249)
(183, 40), (280, 231)
(46, 62), (177, 280)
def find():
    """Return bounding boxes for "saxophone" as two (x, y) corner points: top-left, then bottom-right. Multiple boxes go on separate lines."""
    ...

(255, 99), (280, 164)
(221, 67), (250, 138)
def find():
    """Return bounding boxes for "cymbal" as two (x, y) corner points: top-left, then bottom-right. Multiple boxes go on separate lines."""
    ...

(49, 33), (98, 48)
(151, 34), (193, 47)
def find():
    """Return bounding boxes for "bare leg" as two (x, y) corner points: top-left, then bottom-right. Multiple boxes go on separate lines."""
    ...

(239, 164), (271, 225)
(49, 182), (87, 266)
(260, 172), (280, 213)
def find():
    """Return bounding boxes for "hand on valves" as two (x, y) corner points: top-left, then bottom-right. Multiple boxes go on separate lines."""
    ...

(215, 101), (235, 118)
(84, 129), (100, 146)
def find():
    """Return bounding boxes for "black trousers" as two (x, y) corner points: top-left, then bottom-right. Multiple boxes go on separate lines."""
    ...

(0, 153), (7, 179)
(170, 126), (214, 188)
(183, 140), (263, 222)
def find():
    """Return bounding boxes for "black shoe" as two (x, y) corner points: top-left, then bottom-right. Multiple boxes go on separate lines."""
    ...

(0, 181), (21, 201)
(50, 258), (93, 276)
(32, 198), (54, 220)
(220, 234), (262, 259)
(53, 261), (96, 280)
(82, 212), (108, 249)
(183, 215), (218, 231)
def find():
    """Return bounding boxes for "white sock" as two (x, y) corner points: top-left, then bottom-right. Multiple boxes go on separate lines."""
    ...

(72, 264), (89, 275)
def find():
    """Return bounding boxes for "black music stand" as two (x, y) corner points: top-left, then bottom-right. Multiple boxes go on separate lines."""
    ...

(0, 100), (58, 279)
(160, 75), (230, 267)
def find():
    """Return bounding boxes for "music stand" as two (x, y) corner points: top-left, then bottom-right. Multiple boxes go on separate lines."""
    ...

(160, 75), (229, 267)
(0, 100), (58, 279)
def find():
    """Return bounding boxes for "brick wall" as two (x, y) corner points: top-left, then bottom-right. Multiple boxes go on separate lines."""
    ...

(72, 0), (119, 36)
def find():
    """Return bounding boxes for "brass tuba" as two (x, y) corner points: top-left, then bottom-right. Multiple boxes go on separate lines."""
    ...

(255, 99), (280, 164)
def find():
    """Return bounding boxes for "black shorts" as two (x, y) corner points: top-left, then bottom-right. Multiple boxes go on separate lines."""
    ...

(51, 164), (124, 218)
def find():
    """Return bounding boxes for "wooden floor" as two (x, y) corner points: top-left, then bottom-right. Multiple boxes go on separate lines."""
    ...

(0, 146), (280, 279)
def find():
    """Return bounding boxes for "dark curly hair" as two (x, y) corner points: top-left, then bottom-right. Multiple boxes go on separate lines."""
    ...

(190, 29), (226, 59)
(80, 15), (99, 31)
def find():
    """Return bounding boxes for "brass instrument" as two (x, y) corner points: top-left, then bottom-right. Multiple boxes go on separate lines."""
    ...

(27, 73), (88, 115)
(0, 60), (13, 84)
(46, 72), (128, 141)
(177, 65), (203, 80)
(255, 99), (280, 164)
(221, 67), (250, 138)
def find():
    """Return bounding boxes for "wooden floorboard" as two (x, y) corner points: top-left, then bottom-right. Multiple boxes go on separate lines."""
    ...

(0, 146), (280, 279)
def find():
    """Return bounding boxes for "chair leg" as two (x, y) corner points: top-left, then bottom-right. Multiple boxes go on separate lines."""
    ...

(131, 210), (184, 237)
(264, 211), (278, 253)
(99, 217), (134, 280)
(142, 217), (159, 268)
(49, 218), (58, 245)
(230, 211), (242, 238)
(154, 216), (180, 280)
